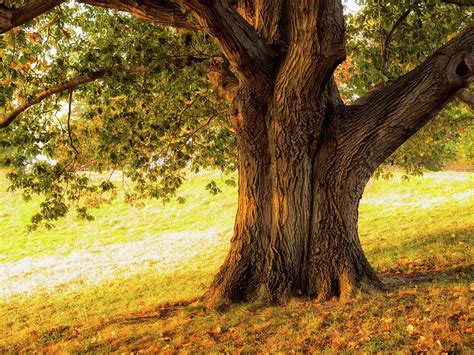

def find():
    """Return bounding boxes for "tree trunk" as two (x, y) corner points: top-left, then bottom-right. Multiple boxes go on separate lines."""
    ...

(2, 0), (470, 308)
(203, 84), (382, 307)
(201, 26), (472, 307)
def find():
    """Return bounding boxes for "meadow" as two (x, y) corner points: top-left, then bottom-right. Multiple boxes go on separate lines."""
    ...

(0, 170), (473, 351)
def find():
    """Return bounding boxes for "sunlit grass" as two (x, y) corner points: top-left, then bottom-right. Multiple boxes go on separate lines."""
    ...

(0, 170), (237, 263)
(0, 170), (473, 351)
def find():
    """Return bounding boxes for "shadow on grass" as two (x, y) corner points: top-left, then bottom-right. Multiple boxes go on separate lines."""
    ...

(117, 298), (200, 325)
(12, 262), (472, 352)
(9, 225), (473, 351)
(366, 224), (472, 268)
(8, 299), (203, 352)
(381, 263), (473, 286)
(371, 225), (473, 289)
(75, 298), (205, 352)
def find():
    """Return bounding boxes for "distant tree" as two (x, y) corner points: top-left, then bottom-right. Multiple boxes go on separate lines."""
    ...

(0, 0), (472, 306)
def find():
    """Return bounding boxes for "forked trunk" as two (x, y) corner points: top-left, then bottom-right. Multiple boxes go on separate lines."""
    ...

(202, 85), (382, 307)
(0, 0), (470, 310)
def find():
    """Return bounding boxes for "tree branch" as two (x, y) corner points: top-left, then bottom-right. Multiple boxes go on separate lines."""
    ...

(178, 0), (275, 84)
(0, 55), (215, 128)
(343, 27), (473, 172)
(67, 89), (80, 156)
(441, 0), (474, 6)
(79, 0), (201, 30)
(253, 0), (287, 45)
(276, 0), (346, 104)
(0, 0), (201, 34)
(381, 9), (412, 77)
(0, 0), (65, 34)
(0, 65), (144, 129)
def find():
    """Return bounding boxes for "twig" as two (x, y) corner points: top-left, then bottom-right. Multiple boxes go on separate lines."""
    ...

(67, 89), (80, 156)
(381, 9), (412, 77)
(441, 0), (474, 6)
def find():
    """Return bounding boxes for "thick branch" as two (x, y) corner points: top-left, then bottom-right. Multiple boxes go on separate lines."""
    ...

(178, 0), (275, 84)
(275, 0), (346, 107)
(253, 0), (287, 45)
(0, 0), (200, 34)
(79, 0), (200, 30)
(344, 27), (474, 171)
(381, 9), (412, 77)
(0, 0), (64, 34)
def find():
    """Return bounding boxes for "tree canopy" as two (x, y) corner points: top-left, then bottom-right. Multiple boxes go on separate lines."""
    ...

(339, 0), (473, 175)
(0, 0), (472, 229)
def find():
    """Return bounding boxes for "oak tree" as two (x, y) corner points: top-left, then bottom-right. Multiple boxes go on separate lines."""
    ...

(0, 0), (472, 307)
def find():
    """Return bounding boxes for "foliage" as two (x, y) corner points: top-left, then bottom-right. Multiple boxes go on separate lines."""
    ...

(0, 1), (472, 228)
(339, 0), (473, 175)
(0, 4), (233, 228)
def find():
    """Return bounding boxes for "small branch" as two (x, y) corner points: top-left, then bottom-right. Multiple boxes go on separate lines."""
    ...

(0, 55), (210, 128)
(380, 1), (472, 77)
(157, 108), (229, 160)
(441, 0), (474, 6)
(458, 88), (474, 108)
(67, 90), (80, 156)
(0, 65), (145, 129)
(381, 9), (412, 77)
(182, 108), (229, 140)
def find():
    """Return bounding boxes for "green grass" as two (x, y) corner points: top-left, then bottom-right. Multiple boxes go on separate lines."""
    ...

(0, 170), (237, 263)
(0, 170), (473, 351)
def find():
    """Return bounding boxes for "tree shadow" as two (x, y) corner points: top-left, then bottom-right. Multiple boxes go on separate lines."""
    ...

(380, 264), (473, 288)
(117, 298), (200, 325)
(364, 224), (473, 286)
(366, 225), (473, 258)
(14, 298), (203, 352)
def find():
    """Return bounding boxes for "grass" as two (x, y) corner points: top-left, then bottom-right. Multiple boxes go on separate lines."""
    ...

(0, 170), (237, 263)
(0, 170), (473, 351)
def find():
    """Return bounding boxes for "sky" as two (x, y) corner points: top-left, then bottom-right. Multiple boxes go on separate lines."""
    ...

(344, 0), (361, 14)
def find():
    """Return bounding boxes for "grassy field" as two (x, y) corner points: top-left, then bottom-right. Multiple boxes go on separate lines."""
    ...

(0, 170), (473, 351)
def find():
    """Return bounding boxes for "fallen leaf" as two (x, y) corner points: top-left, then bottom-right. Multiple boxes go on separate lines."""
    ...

(209, 327), (221, 334)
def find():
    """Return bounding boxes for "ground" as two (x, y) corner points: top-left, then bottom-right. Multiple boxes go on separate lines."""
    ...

(0, 170), (473, 351)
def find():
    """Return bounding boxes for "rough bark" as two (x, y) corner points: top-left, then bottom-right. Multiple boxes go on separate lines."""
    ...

(203, 80), (382, 306)
(0, 0), (65, 33)
(203, 27), (473, 306)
